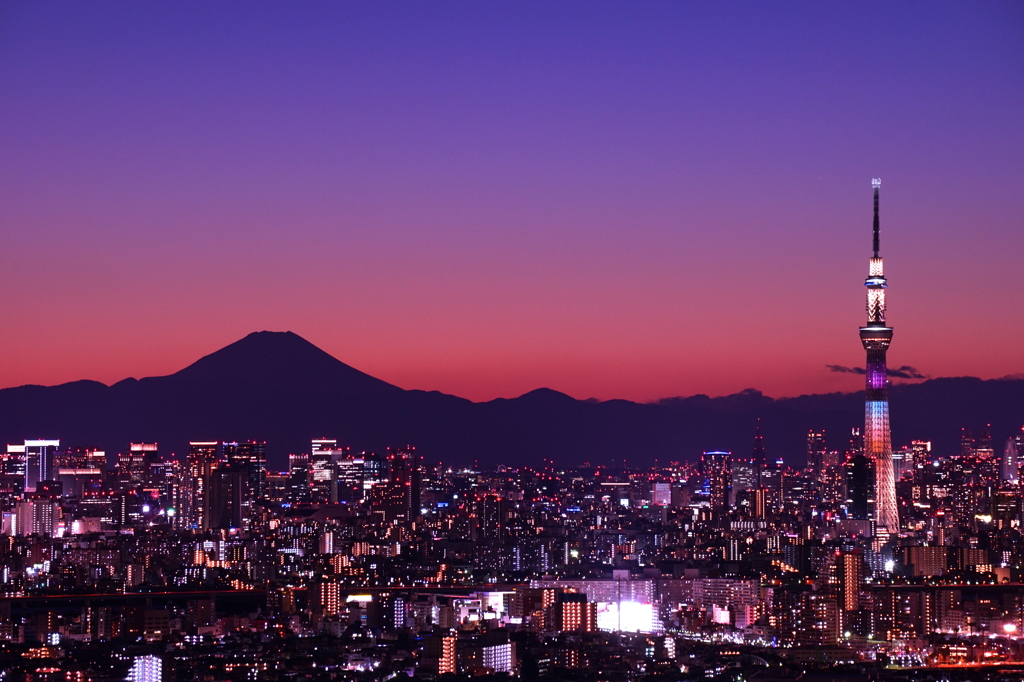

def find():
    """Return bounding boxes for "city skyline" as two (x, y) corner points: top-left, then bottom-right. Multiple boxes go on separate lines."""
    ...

(1, 5), (1022, 677)
(2, 3), (1022, 402)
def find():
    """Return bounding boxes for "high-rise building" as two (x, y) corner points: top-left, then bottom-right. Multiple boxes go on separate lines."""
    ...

(2, 445), (27, 479)
(1002, 437), (1019, 485)
(891, 447), (913, 481)
(335, 455), (365, 503)
(23, 440), (59, 493)
(701, 451), (731, 515)
(2, 445), (28, 505)
(751, 422), (766, 469)
(120, 443), (157, 486)
(311, 438), (337, 456)
(859, 179), (898, 537)
(837, 549), (866, 635)
(756, 428), (783, 513)
(961, 428), (975, 458)
(309, 441), (353, 504)
(911, 440), (932, 468)
(362, 451), (388, 490)
(206, 467), (245, 530)
(222, 441), (267, 501)
(368, 447), (422, 523)
(185, 442), (219, 529)
(806, 430), (826, 482)
(729, 458), (758, 507)
(55, 446), (106, 499)
(288, 452), (310, 504)
(846, 429), (871, 520)
(976, 424), (993, 456)
(388, 447), (421, 519)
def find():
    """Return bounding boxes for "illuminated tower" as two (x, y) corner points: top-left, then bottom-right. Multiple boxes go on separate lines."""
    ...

(859, 178), (899, 536)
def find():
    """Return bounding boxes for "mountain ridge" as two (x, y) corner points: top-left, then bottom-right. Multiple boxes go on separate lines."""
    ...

(0, 331), (1021, 468)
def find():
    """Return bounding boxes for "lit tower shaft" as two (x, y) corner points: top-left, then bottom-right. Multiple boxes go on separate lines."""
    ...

(859, 178), (898, 536)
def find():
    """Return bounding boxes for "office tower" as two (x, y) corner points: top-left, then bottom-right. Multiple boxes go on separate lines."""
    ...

(311, 439), (337, 457)
(477, 494), (509, 541)
(369, 479), (413, 524)
(732, 424), (763, 509)
(976, 424), (993, 455)
(55, 447), (106, 499)
(846, 428), (871, 520)
(387, 447), (421, 519)
(24, 439), (59, 493)
(859, 179), (898, 537)
(309, 440), (349, 504)
(264, 471), (289, 503)
(223, 441), (267, 500)
(820, 451), (847, 512)
(309, 439), (342, 501)
(144, 452), (178, 511)
(806, 430), (826, 482)
(53, 445), (102, 470)
(891, 447), (913, 481)
(911, 440), (932, 468)
(367, 446), (421, 523)
(651, 481), (672, 506)
(756, 428), (782, 512)
(729, 457), (758, 507)
(185, 442), (219, 529)
(1002, 438), (1019, 485)
(2, 445), (27, 479)
(206, 467), (245, 530)
(1, 445), (27, 506)
(701, 451), (731, 515)
(288, 453), (310, 504)
(335, 455), (365, 504)
(960, 428), (975, 458)
(751, 422), (766, 469)
(362, 451), (388, 490)
(120, 443), (157, 486)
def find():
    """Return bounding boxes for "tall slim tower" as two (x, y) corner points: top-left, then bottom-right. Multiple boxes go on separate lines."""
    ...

(859, 178), (899, 536)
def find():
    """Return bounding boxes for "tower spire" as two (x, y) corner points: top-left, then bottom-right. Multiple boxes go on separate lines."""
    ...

(872, 178), (881, 257)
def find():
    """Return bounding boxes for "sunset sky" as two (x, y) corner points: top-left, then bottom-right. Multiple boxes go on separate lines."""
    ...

(2, 2), (1021, 402)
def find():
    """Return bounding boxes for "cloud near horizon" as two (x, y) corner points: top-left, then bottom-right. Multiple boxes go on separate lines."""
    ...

(826, 364), (929, 380)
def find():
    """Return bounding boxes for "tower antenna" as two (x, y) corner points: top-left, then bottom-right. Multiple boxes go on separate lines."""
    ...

(872, 178), (881, 257)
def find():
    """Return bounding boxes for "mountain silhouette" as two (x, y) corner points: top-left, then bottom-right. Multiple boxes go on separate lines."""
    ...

(161, 330), (401, 395)
(0, 332), (1021, 468)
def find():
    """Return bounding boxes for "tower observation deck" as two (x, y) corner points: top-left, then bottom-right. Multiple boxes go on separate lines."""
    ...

(859, 178), (899, 538)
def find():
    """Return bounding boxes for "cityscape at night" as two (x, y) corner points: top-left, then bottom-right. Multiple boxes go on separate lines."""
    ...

(2, 2), (1023, 681)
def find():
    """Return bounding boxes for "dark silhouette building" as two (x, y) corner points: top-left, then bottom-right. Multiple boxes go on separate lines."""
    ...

(205, 467), (245, 530)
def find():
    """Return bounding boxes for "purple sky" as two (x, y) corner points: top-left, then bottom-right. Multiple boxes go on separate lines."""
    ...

(1, 2), (1022, 402)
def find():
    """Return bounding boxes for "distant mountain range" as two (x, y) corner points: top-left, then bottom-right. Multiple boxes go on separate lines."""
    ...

(1, 331), (1021, 469)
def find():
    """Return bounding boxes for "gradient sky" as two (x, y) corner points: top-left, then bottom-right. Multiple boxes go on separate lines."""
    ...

(1, 2), (1022, 402)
